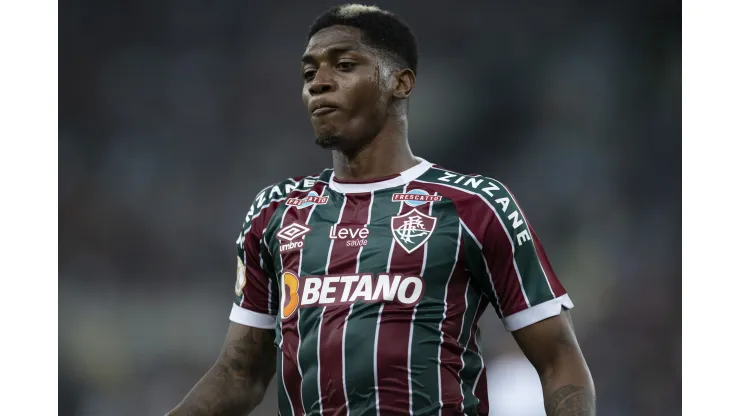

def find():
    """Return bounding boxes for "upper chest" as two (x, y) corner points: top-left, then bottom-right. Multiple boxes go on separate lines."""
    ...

(267, 188), (464, 279)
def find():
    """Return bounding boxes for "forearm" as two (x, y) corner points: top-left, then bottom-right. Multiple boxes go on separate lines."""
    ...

(540, 360), (595, 416)
(167, 323), (277, 416)
(167, 363), (265, 416)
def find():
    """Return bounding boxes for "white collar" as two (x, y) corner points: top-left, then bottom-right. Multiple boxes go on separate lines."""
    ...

(328, 158), (433, 194)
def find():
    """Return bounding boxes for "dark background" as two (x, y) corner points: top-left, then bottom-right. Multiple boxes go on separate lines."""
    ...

(59, 1), (681, 415)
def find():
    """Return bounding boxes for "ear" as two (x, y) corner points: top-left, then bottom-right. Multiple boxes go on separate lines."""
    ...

(392, 69), (416, 99)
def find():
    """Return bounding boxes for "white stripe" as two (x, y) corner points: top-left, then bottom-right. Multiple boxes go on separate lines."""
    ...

(276, 207), (296, 416)
(372, 304), (384, 415)
(279, 184), (326, 415)
(296, 185), (325, 414)
(329, 158), (432, 194)
(456, 279), (471, 412)
(459, 220), (502, 317)
(317, 194), (348, 415)
(415, 177), (531, 307)
(375, 184), (408, 416)
(408, 305), (418, 415)
(437, 220), (462, 415)
(498, 181), (556, 298)
(229, 304), (276, 328)
(261, 249), (273, 316)
(343, 191), (374, 413)
(503, 294), (574, 331)
(469, 299), (487, 403)
(407, 193), (433, 413)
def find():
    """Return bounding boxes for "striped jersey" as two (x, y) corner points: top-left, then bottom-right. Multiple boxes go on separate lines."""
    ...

(230, 159), (573, 416)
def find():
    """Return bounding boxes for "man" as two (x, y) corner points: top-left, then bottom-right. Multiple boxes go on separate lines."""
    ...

(167, 4), (595, 416)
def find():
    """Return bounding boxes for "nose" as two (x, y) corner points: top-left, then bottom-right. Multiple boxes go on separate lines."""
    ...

(308, 66), (335, 96)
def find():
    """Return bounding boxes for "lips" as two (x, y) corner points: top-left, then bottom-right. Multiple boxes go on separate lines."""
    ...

(310, 101), (340, 116)
(312, 106), (337, 116)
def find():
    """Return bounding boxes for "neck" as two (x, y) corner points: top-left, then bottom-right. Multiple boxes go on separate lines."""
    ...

(331, 119), (417, 181)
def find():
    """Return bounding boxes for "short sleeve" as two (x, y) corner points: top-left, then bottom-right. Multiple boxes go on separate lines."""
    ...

(468, 180), (573, 331)
(229, 192), (280, 329)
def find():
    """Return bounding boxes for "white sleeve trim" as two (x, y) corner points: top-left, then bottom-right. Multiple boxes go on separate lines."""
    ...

(503, 294), (574, 332)
(229, 304), (277, 329)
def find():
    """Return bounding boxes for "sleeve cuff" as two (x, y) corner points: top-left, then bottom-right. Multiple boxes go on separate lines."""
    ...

(229, 304), (277, 329)
(502, 294), (574, 332)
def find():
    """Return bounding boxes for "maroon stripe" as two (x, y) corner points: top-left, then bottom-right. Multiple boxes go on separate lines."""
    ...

(280, 182), (327, 416)
(439, 239), (468, 412)
(419, 181), (529, 318)
(474, 374), (489, 416)
(501, 183), (566, 298)
(240, 195), (292, 312)
(319, 193), (372, 414)
(532, 229), (566, 296)
(470, 300), (489, 416)
(376, 192), (432, 414)
(240, 225), (272, 313)
(482, 212), (529, 316)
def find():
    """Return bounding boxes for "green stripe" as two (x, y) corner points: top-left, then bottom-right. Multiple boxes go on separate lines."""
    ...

(265, 203), (290, 259)
(343, 187), (404, 414)
(458, 285), (485, 414)
(461, 228), (501, 318)
(276, 351), (293, 416)
(268, 203), (290, 348)
(409, 198), (460, 413)
(298, 191), (345, 414)
(272, 202), (294, 416)
(486, 179), (553, 305)
(419, 166), (555, 307)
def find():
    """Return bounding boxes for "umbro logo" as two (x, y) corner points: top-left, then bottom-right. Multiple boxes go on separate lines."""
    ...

(277, 223), (311, 241)
(277, 223), (311, 253)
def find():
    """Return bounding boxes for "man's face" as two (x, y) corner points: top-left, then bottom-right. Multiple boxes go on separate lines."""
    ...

(301, 25), (392, 151)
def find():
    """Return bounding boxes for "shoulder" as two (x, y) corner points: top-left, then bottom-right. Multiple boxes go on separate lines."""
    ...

(240, 169), (333, 231)
(415, 164), (513, 209)
(415, 164), (534, 243)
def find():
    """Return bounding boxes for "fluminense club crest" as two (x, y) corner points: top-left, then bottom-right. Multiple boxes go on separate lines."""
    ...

(391, 209), (437, 253)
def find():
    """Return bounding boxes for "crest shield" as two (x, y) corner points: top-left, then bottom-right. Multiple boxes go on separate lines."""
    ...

(391, 209), (437, 253)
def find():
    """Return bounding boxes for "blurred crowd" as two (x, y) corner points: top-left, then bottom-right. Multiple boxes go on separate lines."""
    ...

(59, 0), (680, 415)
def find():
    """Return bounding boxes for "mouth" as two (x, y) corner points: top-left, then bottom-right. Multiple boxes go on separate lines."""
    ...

(311, 103), (339, 116)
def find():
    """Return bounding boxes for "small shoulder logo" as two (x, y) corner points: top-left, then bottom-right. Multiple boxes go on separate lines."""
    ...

(391, 209), (437, 253)
(392, 189), (442, 207)
(276, 223), (311, 253)
(286, 191), (328, 209)
(235, 256), (247, 296)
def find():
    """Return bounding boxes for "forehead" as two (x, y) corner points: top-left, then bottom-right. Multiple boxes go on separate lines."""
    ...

(303, 25), (370, 59)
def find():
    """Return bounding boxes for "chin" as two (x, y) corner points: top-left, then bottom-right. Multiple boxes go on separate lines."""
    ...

(315, 134), (342, 149)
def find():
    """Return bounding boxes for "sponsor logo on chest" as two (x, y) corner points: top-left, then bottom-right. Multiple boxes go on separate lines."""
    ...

(281, 272), (425, 319)
(329, 224), (369, 247)
(276, 222), (311, 253)
(285, 191), (328, 209)
(392, 188), (442, 207)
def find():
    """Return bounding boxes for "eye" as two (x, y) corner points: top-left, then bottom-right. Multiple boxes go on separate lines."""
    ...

(337, 61), (356, 71)
(302, 69), (316, 81)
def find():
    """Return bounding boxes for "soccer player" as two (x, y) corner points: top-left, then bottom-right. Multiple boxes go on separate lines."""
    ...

(167, 4), (595, 416)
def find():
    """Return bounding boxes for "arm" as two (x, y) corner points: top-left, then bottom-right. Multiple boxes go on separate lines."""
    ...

(167, 322), (276, 416)
(512, 310), (595, 416)
(457, 179), (594, 413)
(168, 187), (281, 415)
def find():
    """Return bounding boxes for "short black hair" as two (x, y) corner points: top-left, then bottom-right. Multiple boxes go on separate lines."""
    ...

(307, 4), (418, 74)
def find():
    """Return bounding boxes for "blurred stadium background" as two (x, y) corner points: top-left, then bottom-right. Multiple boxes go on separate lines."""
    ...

(59, 0), (680, 415)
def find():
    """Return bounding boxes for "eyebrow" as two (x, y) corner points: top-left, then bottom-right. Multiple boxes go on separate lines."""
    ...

(301, 45), (361, 64)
